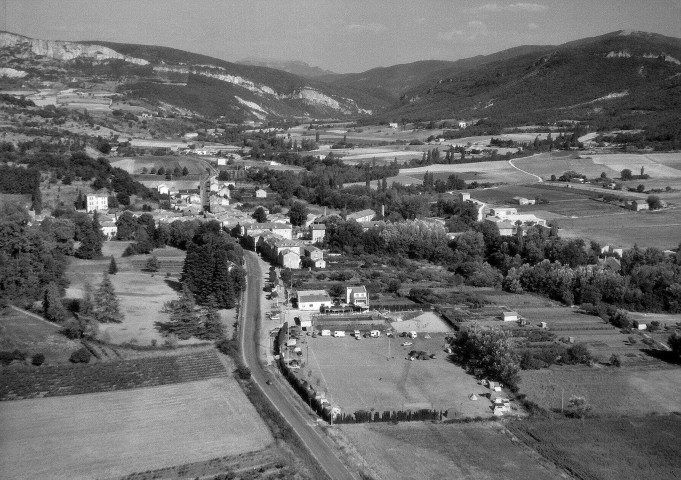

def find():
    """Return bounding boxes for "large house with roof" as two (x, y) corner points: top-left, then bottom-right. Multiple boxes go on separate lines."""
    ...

(346, 209), (376, 223)
(297, 290), (333, 311)
(346, 285), (369, 308)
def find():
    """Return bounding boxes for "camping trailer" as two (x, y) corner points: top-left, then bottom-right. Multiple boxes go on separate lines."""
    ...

(333, 330), (345, 337)
(321, 329), (331, 336)
(370, 330), (381, 337)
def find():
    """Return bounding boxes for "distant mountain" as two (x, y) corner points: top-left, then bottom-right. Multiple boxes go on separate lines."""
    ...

(0, 31), (387, 121)
(237, 57), (336, 78)
(378, 31), (681, 126)
(319, 46), (554, 102)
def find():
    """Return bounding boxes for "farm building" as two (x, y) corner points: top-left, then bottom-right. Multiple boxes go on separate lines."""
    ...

(488, 207), (518, 217)
(346, 286), (369, 308)
(297, 290), (333, 311)
(346, 209), (376, 223)
(502, 311), (519, 322)
(459, 192), (471, 201)
(631, 200), (649, 211)
(255, 188), (267, 198)
(86, 194), (108, 213)
(157, 184), (170, 195)
(513, 196), (535, 205)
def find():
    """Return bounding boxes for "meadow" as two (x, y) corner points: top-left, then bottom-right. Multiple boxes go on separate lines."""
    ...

(507, 415), (681, 480)
(400, 160), (537, 184)
(0, 376), (273, 480)
(339, 421), (567, 480)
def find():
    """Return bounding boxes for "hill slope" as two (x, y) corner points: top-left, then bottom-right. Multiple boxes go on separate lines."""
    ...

(379, 31), (681, 126)
(0, 32), (387, 121)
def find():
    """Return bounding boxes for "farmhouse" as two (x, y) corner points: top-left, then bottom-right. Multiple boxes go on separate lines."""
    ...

(346, 285), (369, 308)
(459, 192), (471, 202)
(297, 289), (333, 311)
(513, 196), (536, 205)
(86, 194), (108, 213)
(631, 199), (649, 211)
(310, 223), (326, 243)
(346, 208), (376, 223)
(502, 311), (519, 322)
(255, 188), (267, 198)
(488, 207), (518, 217)
(157, 184), (170, 195)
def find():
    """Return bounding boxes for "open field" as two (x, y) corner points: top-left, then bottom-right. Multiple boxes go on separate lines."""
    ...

(339, 421), (567, 480)
(111, 155), (209, 175)
(514, 152), (681, 181)
(520, 365), (681, 415)
(470, 184), (581, 204)
(299, 333), (501, 417)
(554, 207), (681, 249)
(400, 160), (537, 184)
(508, 415), (681, 480)
(0, 307), (79, 364)
(0, 376), (273, 480)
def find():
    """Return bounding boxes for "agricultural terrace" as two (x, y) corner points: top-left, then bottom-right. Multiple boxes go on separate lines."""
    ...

(0, 377), (273, 480)
(339, 421), (566, 480)
(0, 307), (79, 364)
(296, 332), (507, 418)
(111, 155), (209, 176)
(65, 242), (208, 346)
(508, 415), (681, 480)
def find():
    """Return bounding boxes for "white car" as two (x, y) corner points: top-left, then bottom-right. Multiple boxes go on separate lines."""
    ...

(401, 341), (413, 346)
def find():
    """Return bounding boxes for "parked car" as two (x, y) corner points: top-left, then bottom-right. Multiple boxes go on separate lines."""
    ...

(401, 341), (413, 346)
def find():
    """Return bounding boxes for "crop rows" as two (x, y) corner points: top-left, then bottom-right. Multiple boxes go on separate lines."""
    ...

(0, 350), (226, 401)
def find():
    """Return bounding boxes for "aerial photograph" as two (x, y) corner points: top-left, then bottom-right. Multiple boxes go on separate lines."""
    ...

(1, 0), (681, 479)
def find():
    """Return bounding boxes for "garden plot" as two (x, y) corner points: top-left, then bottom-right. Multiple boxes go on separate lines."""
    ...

(300, 333), (494, 417)
(0, 377), (273, 480)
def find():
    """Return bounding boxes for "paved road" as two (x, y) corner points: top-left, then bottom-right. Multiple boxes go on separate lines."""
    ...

(240, 252), (358, 480)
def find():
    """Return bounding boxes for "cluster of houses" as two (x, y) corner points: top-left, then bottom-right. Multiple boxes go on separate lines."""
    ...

(483, 207), (548, 237)
(242, 222), (326, 269)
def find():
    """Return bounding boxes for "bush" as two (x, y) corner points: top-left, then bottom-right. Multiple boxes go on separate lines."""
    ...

(610, 353), (622, 367)
(32, 353), (45, 366)
(236, 365), (251, 379)
(69, 347), (92, 363)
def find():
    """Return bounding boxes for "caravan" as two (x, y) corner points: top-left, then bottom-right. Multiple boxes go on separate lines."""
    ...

(370, 330), (381, 338)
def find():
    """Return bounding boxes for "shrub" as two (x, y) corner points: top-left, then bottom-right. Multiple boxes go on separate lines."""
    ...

(31, 353), (45, 366)
(69, 347), (91, 363)
(236, 365), (251, 379)
(610, 353), (622, 367)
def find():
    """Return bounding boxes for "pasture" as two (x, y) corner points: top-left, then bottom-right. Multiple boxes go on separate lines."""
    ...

(299, 333), (498, 417)
(340, 421), (566, 480)
(0, 376), (273, 480)
(508, 415), (681, 480)
(520, 366), (681, 415)
(0, 307), (79, 364)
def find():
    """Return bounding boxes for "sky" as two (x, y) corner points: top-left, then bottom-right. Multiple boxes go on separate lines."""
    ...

(3, 0), (681, 73)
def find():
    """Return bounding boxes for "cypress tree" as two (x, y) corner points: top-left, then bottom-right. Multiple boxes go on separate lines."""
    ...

(43, 282), (67, 322)
(94, 272), (123, 323)
(108, 256), (118, 274)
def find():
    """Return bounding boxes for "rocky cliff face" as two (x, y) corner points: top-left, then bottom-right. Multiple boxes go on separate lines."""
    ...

(0, 32), (149, 65)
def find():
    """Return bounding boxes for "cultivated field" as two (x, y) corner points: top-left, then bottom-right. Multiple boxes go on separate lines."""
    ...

(299, 333), (501, 417)
(111, 155), (209, 175)
(520, 365), (681, 415)
(0, 376), (273, 480)
(339, 421), (567, 480)
(508, 415), (681, 480)
(0, 307), (79, 364)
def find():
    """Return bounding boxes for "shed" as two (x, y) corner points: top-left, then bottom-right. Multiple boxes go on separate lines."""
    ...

(540, 322), (548, 329)
(502, 311), (519, 322)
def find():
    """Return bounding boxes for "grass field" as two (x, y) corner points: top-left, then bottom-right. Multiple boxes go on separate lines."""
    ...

(520, 366), (681, 415)
(400, 160), (537, 184)
(0, 376), (273, 480)
(507, 415), (681, 480)
(0, 307), (79, 364)
(555, 207), (681, 249)
(298, 333), (501, 417)
(514, 152), (681, 181)
(339, 421), (568, 480)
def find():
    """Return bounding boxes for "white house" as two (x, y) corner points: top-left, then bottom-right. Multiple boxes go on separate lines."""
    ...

(100, 221), (117, 239)
(86, 194), (108, 213)
(255, 188), (267, 198)
(346, 286), (369, 308)
(310, 224), (326, 243)
(157, 184), (170, 195)
(297, 290), (333, 311)
(346, 209), (376, 223)
(502, 311), (519, 322)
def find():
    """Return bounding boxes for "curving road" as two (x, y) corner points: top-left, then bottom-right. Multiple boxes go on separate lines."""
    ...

(508, 157), (543, 183)
(240, 252), (358, 480)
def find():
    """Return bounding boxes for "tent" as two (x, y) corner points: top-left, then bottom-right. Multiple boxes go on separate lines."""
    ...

(469, 393), (479, 401)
